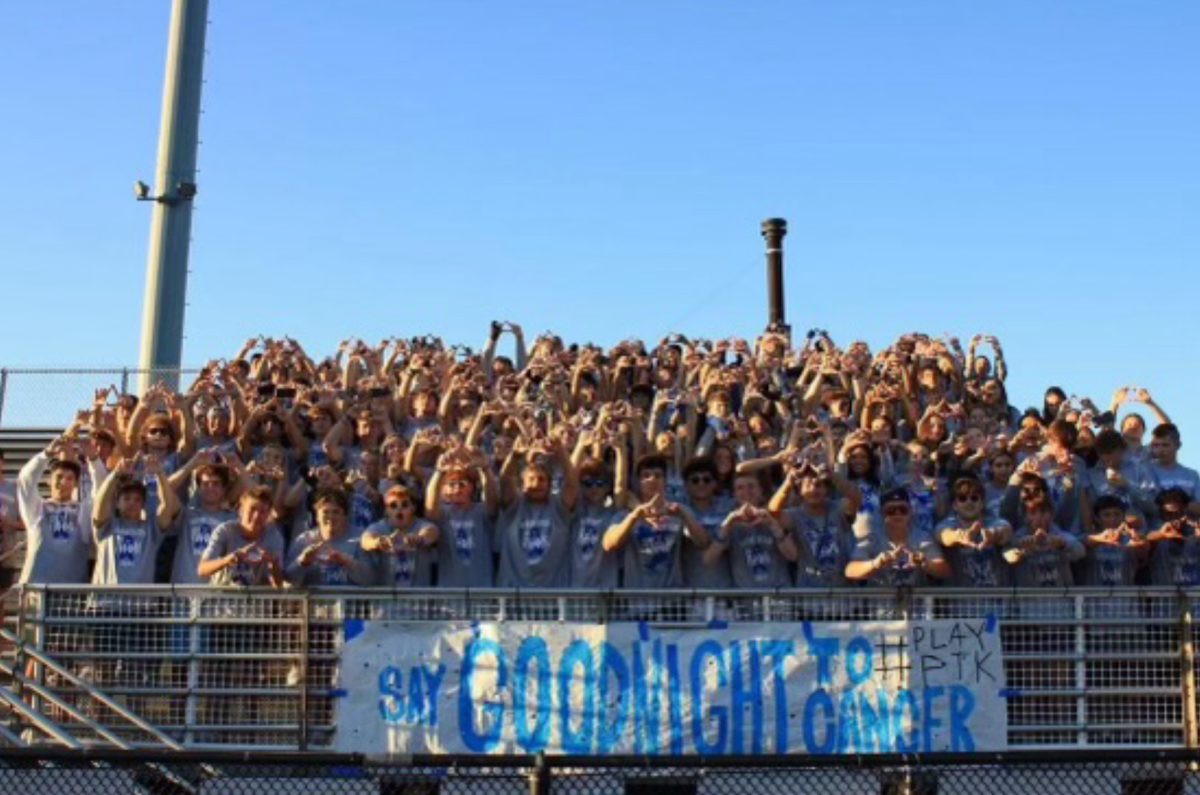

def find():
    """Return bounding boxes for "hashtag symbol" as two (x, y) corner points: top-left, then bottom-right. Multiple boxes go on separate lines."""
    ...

(874, 632), (911, 683)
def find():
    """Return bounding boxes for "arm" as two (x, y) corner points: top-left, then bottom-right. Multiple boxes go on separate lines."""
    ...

(425, 468), (445, 522)
(16, 450), (50, 528)
(91, 467), (122, 540)
(602, 504), (645, 553)
(153, 462), (180, 531)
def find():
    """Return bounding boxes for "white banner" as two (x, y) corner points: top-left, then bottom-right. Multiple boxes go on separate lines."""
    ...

(334, 618), (1007, 755)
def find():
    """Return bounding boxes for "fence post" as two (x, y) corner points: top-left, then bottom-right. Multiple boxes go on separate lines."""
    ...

(0, 368), (8, 426)
(529, 753), (550, 795)
(299, 591), (311, 751)
(120, 368), (130, 396)
(1075, 594), (1087, 746)
(1180, 591), (1197, 748)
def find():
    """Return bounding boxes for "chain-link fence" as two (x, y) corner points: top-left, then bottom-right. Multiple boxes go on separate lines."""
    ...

(0, 368), (199, 427)
(0, 749), (1195, 794)
(5, 585), (1198, 753)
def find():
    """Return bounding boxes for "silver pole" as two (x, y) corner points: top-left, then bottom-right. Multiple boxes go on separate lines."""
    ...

(137, 0), (209, 395)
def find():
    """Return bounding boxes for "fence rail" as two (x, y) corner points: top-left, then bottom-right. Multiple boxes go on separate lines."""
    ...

(0, 748), (1196, 794)
(0, 368), (199, 427)
(4, 586), (1200, 753)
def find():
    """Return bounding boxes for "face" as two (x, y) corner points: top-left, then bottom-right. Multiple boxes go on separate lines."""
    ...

(924, 415), (946, 440)
(441, 475), (475, 506)
(1044, 392), (1063, 414)
(1160, 500), (1187, 522)
(953, 487), (984, 521)
(522, 467), (551, 501)
(49, 467), (78, 501)
(385, 493), (416, 526)
(800, 476), (828, 505)
(685, 469), (716, 501)
(197, 473), (228, 507)
(361, 452), (381, 481)
(713, 447), (734, 475)
(1098, 447), (1124, 468)
(414, 392), (438, 418)
(207, 411), (231, 436)
(990, 454), (1014, 484)
(580, 473), (610, 506)
(116, 489), (145, 520)
(1151, 434), (1179, 464)
(309, 413), (333, 436)
(708, 396), (729, 418)
(733, 475), (763, 507)
(1122, 416), (1145, 446)
(239, 498), (272, 537)
(882, 501), (911, 537)
(357, 416), (378, 439)
(981, 380), (1002, 405)
(144, 424), (172, 451)
(259, 447), (285, 471)
(1097, 506), (1124, 530)
(316, 501), (348, 537)
(847, 447), (871, 476)
(964, 428), (985, 450)
(637, 467), (666, 500)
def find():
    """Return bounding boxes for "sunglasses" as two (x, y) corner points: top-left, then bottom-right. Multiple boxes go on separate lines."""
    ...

(386, 500), (413, 509)
(146, 427), (171, 436)
(688, 475), (714, 485)
(955, 493), (983, 504)
(581, 478), (609, 488)
(1020, 488), (1044, 499)
(883, 505), (910, 517)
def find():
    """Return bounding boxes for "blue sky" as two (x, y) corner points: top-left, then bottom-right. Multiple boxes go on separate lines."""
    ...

(0, 2), (1197, 450)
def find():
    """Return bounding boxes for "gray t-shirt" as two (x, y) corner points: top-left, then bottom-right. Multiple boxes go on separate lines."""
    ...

(569, 504), (621, 589)
(1082, 534), (1141, 587)
(17, 453), (94, 585)
(682, 496), (734, 588)
(364, 518), (438, 588)
(435, 502), (494, 587)
(1149, 526), (1200, 586)
(936, 515), (1012, 588)
(1005, 527), (1084, 588)
(200, 521), (286, 587)
(496, 496), (572, 588)
(285, 528), (373, 587)
(849, 528), (946, 587)
(1148, 462), (1200, 504)
(725, 521), (792, 588)
(786, 502), (852, 587)
(172, 506), (236, 584)
(92, 517), (162, 586)
(1081, 460), (1157, 520)
(622, 514), (686, 589)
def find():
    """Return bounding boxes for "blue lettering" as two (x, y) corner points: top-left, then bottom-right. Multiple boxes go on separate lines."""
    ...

(922, 686), (945, 753)
(893, 689), (919, 753)
(845, 636), (873, 688)
(802, 623), (839, 686)
(597, 642), (631, 754)
(421, 664), (446, 727)
(759, 640), (795, 753)
(949, 685), (976, 752)
(514, 638), (552, 753)
(405, 665), (425, 725)
(378, 665), (405, 723)
(860, 692), (893, 752)
(459, 636), (506, 752)
(803, 689), (836, 754)
(690, 640), (728, 755)
(666, 643), (684, 755)
(836, 689), (864, 753)
(632, 634), (653, 754)
(730, 640), (764, 754)
(558, 640), (596, 754)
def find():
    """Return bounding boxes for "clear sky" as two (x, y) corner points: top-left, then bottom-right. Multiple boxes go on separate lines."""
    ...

(1, 2), (1197, 449)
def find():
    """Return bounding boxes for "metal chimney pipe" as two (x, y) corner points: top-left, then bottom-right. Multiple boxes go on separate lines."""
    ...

(761, 217), (788, 334)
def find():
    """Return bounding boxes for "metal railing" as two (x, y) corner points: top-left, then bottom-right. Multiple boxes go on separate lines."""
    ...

(0, 368), (199, 427)
(0, 748), (1196, 795)
(3, 586), (1198, 752)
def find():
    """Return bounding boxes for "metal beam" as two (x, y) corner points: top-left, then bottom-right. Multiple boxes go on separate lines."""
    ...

(137, 0), (209, 394)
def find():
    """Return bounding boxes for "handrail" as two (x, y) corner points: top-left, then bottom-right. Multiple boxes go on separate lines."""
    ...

(0, 659), (130, 748)
(0, 628), (182, 750)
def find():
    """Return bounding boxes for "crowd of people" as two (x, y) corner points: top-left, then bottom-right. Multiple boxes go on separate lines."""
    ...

(3, 324), (1198, 593)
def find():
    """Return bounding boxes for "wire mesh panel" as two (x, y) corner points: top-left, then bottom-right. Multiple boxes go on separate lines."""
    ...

(4, 586), (1198, 752)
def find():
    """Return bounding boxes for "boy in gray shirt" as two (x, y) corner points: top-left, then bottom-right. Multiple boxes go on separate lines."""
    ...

(704, 473), (797, 589)
(91, 456), (180, 586)
(285, 488), (374, 587)
(198, 486), (285, 587)
(18, 440), (102, 585)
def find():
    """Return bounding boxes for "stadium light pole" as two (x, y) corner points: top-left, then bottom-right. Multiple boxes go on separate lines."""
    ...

(136, 0), (209, 395)
(761, 217), (789, 338)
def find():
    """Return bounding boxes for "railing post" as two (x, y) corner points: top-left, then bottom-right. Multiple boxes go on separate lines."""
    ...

(299, 591), (310, 751)
(120, 368), (130, 396)
(529, 753), (550, 795)
(1075, 594), (1087, 746)
(0, 368), (8, 427)
(185, 591), (200, 747)
(1180, 591), (1197, 748)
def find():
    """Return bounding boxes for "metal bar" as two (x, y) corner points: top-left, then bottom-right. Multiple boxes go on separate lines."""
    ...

(299, 591), (310, 751)
(1075, 594), (1086, 746)
(0, 687), (82, 749)
(1181, 592), (1198, 748)
(0, 628), (182, 750)
(0, 719), (28, 748)
(0, 367), (8, 426)
(0, 663), (131, 748)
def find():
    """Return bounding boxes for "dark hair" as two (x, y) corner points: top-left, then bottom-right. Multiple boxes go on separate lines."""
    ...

(577, 458), (611, 480)
(682, 457), (718, 479)
(49, 459), (82, 479)
(1047, 419), (1077, 449)
(117, 479), (148, 501)
(1094, 429), (1126, 456)
(313, 487), (350, 513)
(195, 464), (231, 488)
(951, 474), (984, 496)
(1092, 494), (1127, 516)
(1042, 387), (1067, 424)
(1152, 423), (1181, 444)
(634, 453), (669, 478)
(240, 485), (274, 506)
(1156, 487), (1190, 509)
